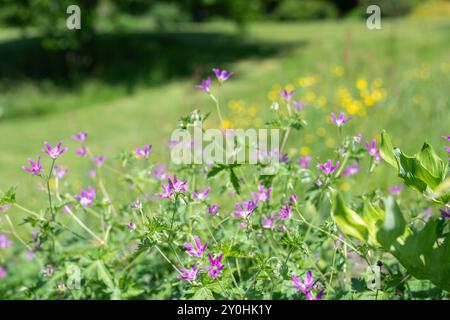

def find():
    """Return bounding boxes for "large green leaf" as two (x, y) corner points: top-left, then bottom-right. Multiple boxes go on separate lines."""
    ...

(331, 192), (368, 242)
(376, 197), (406, 250)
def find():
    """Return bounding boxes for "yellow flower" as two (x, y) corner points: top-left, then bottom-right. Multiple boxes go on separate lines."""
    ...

(300, 146), (311, 156)
(340, 182), (350, 192)
(221, 118), (232, 129)
(364, 95), (375, 107)
(356, 78), (367, 91)
(285, 83), (295, 92)
(331, 65), (344, 77)
(325, 137), (336, 148)
(304, 134), (315, 144)
(267, 90), (279, 101)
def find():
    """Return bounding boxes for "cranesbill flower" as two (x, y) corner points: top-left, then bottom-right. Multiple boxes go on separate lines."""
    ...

(280, 153), (290, 164)
(178, 264), (199, 281)
(317, 160), (340, 176)
(290, 194), (298, 203)
(26, 251), (37, 260)
(233, 200), (258, 220)
(291, 270), (324, 301)
(72, 132), (88, 142)
(0, 234), (12, 248)
(280, 89), (294, 102)
(207, 253), (224, 279)
(440, 208), (450, 219)
(331, 112), (352, 127)
(262, 213), (275, 229)
(75, 145), (87, 157)
(278, 202), (292, 220)
(422, 208), (432, 221)
(53, 164), (68, 179)
(293, 100), (306, 110)
(353, 133), (362, 144)
(342, 163), (359, 177)
(0, 267), (6, 279)
(444, 146), (450, 153)
(183, 235), (208, 258)
(389, 184), (403, 195)
(41, 265), (55, 277)
(152, 164), (170, 180)
(298, 156), (311, 168)
(193, 187), (211, 201)
(125, 221), (137, 230)
(196, 77), (211, 92)
(213, 68), (233, 83)
(74, 186), (96, 207)
(43, 141), (68, 159)
(441, 135), (450, 141)
(91, 156), (105, 167)
(208, 204), (219, 216)
(135, 144), (152, 158)
(160, 175), (187, 199)
(0, 204), (9, 212)
(131, 197), (142, 210)
(22, 156), (42, 175)
(365, 139), (380, 157)
(252, 185), (272, 203)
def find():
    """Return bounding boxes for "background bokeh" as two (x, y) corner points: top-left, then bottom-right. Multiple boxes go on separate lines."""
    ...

(0, 0), (449, 214)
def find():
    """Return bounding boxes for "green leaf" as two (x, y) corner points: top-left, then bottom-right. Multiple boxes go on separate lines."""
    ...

(192, 287), (214, 300)
(229, 168), (241, 195)
(380, 130), (398, 168)
(331, 192), (368, 242)
(376, 197), (406, 250)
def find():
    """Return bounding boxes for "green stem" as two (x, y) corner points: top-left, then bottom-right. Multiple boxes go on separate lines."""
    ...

(47, 158), (56, 220)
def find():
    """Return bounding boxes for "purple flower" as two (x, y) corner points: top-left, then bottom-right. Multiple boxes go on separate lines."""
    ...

(207, 253), (224, 279)
(0, 234), (12, 248)
(193, 187), (211, 201)
(280, 89), (294, 102)
(0, 267), (6, 279)
(22, 156), (42, 175)
(183, 236), (208, 258)
(422, 208), (433, 221)
(72, 132), (88, 142)
(441, 135), (450, 141)
(444, 146), (450, 153)
(26, 251), (37, 260)
(213, 68), (233, 83)
(365, 139), (380, 158)
(41, 265), (55, 277)
(152, 164), (170, 180)
(135, 144), (152, 158)
(278, 202), (292, 220)
(160, 175), (187, 199)
(74, 186), (96, 207)
(342, 163), (359, 177)
(280, 153), (290, 164)
(291, 270), (324, 300)
(0, 204), (9, 212)
(131, 197), (142, 210)
(316, 178), (323, 187)
(125, 221), (137, 230)
(208, 204), (219, 216)
(233, 200), (258, 220)
(43, 141), (68, 159)
(354, 133), (362, 144)
(317, 160), (340, 176)
(388, 184), (403, 195)
(290, 194), (298, 203)
(53, 164), (68, 179)
(178, 264), (199, 281)
(293, 100), (306, 110)
(91, 155), (105, 167)
(331, 112), (352, 127)
(196, 77), (211, 92)
(441, 208), (450, 219)
(262, 213), (275, 229)
(252, 185), (272, 203)
(298, 156), (311, 168)
(75, 145), (87, 157)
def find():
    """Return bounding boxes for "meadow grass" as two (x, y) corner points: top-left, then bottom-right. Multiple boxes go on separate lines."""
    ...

(0, 18), (449, 221)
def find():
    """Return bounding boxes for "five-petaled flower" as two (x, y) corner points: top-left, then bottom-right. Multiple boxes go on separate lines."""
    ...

(317, 160), (340, 176)
(291, 270), (324, 300)
(160, 175), (187, 199)
(22, 156), (42, 176)
(183, 236), (208, 258)
(252, 185), (272, 203)
(0, 267), (6, 279)
(280, 89), (294, 102)
(365, 139), (380, 158)
(293, 100), (306, 110)
(75, 145), (87, 157)
(0, 204), (10, 212)
(135, 144), (152, 158)
(278, 202), (292, 220)
(43, 141), (68, 159)
(196, 77), (212, 92)
(91, 155), (105, 167)
(262, 213), (275, 229)
(233, 200), (258, 220)
(331, 112), (352, 127)
(72, 132), (88, 142)
(131, 197), (142, 210)
(74, 186), (96, 207)
(207, 253), (224, 279)
(389, 184), (403, 195)
(0, 234), (12, 249)
(53, 164), (68, 179)
(441, 135), (450, 141)
(213, 68), (233, 83)
(298, 156), (311, 168)
(208, 204), (219, 216)
(178, 264), (199, 281)
(193, 187), (211, 201)
(342, 163), (359, 177)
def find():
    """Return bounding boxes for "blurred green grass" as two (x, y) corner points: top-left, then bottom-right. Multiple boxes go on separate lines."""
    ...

(0, 18), (449, 216)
